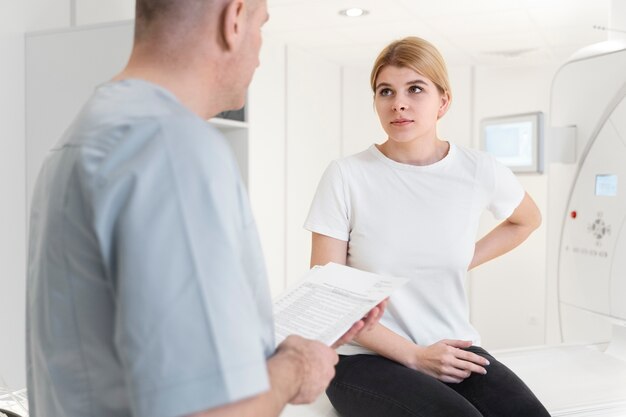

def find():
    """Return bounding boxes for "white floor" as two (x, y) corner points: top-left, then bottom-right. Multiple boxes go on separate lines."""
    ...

(281, 344), (626, 417)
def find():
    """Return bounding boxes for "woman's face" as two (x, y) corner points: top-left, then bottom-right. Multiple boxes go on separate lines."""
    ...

(374, 65), (449, 144)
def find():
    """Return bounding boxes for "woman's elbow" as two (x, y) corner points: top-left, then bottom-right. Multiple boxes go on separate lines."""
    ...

(530, 207), (542, 231)
(520, 193), (542, 232)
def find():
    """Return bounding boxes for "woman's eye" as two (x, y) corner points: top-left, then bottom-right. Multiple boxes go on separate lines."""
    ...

(379, 88), (393, 97)
(409, 85), (422, 94)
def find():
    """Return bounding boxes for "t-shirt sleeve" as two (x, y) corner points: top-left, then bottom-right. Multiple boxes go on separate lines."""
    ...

(91, 120), (270, 417)
(487, 156), (526, 220)
(304, 161), (350, 241)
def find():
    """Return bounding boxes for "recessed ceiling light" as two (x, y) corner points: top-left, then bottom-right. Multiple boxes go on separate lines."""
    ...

(339, 8), (369, 18)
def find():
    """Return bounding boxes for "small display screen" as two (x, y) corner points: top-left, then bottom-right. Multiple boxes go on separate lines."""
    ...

(484, 121), (534, 167)
(595, 174), (618, 196)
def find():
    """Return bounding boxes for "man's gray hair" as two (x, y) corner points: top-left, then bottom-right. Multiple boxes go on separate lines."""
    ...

(134, 0), (219, 41)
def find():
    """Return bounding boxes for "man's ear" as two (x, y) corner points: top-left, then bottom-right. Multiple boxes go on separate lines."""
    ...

(220, 0), (246, 51)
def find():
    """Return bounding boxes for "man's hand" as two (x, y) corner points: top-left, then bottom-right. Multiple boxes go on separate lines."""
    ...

(331, 298), (388, 349)
(275, 335), (339, 404)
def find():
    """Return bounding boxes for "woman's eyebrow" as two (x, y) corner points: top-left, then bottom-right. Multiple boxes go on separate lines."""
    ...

(376, 80), (428, 90)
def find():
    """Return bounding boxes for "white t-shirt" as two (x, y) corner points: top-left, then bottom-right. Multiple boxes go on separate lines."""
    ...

(304, 143), (525, 355)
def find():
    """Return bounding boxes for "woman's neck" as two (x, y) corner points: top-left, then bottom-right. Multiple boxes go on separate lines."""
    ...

(377, 137), (450, 166)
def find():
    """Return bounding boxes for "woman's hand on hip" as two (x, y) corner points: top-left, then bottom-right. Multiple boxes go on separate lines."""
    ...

(409, 339), (489, 383)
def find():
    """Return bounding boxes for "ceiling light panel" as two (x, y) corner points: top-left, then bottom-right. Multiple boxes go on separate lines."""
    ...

(339, 8), (369, 17)
(265, 0), (412, 33)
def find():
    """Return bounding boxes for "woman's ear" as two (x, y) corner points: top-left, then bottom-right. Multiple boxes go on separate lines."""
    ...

(437, 91), (451, 119)
(220, 0), (246, 51)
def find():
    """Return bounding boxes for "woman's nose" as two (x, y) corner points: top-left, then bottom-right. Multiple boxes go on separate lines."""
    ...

(392, 103), (407, 111)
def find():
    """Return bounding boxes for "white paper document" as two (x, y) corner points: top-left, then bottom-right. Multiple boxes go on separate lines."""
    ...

(273, 263), (409, 346)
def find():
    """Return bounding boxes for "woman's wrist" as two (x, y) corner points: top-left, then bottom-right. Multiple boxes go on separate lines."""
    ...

(399, 344), (424, 371)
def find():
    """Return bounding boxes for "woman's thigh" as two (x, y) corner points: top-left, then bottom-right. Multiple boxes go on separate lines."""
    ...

(446, 346), (550, 417)
(326, 354), (483, 417)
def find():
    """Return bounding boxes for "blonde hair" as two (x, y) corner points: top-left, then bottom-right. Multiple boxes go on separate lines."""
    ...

(370, 37), (452, 103)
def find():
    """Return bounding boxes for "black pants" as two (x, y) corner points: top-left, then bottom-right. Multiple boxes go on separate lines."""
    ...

(326, 347), (550, 417)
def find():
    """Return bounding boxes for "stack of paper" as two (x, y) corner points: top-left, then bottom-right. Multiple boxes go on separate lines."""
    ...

(273, 263), (409, 346)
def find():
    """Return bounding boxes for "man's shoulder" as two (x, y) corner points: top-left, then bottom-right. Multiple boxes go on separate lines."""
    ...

(68, 103), (233, 191)
(77, 79), (222, 145)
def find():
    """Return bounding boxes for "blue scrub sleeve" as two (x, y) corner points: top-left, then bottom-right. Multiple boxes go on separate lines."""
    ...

(90, 119), (270, 417)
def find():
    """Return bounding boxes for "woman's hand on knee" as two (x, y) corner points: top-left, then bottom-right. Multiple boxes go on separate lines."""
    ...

(410, 339), (489, 383)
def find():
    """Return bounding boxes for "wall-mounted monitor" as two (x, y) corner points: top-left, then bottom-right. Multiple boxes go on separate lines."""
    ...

(480, 112), (544, 174)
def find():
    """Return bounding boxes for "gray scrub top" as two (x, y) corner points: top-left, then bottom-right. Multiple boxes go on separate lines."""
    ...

(26, 79), (275, 417)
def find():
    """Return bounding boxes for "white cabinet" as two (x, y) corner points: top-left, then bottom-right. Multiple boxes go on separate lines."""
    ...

(76, 0), (134, 26)
(26, 0), (135, 31)
(26, 0), (70, 31)
(208, 117), (250, 186)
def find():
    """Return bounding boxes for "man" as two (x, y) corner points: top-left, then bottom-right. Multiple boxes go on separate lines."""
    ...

(26, 1), (384, 416)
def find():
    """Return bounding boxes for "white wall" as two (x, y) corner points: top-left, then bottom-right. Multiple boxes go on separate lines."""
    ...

(341, 66), (386, 155)
(26, 0), (133, 30)
(248, 35), (287, 297)
(25, 0), (69, 31)
(439, 66), (474, 149)
(0, 1), (26, 391)
(470, 64), (557, 350)
(76, 0), (134, 25)
(285, 46), (342, 286)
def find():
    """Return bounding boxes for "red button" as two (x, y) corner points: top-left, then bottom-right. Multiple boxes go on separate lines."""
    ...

(571, 211), (577, 219)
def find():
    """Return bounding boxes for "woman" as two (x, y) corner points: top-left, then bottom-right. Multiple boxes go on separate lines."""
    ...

(304, 37), (549, 417)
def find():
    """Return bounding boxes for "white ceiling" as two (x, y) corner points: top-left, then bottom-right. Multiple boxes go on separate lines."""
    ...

(264, 0), (612, 68)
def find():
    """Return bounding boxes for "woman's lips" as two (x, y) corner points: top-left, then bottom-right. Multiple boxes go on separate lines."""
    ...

(391, 119), (414, 126)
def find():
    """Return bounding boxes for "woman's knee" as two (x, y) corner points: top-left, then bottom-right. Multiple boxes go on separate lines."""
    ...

(326, 381), (417, 417)
(329, 354), (485, 417)
(454, 348), (550, 417)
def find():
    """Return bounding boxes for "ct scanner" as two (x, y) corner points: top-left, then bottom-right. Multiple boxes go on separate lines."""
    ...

(283, 41), (626, 417)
